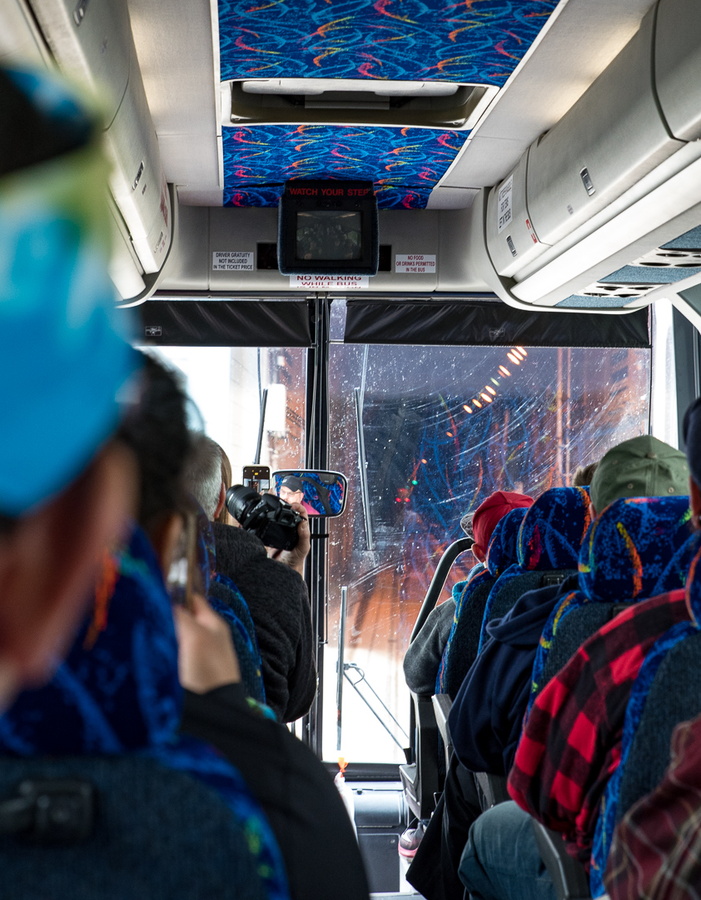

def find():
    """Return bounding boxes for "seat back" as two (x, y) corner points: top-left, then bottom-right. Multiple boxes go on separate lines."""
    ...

(477, 486), (592, 652)
(0, 753), (274, 899)
(589, 623), (701, 895)
(0, 525), (288, 900)
(438, 506), (527, 697)
(589, 544), (701, 895)
(528, 496), (693, 713)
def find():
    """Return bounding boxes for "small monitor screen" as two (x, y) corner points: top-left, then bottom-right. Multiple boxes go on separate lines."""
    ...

(278, 179), (378, 275)
(296, 210), (362, 261)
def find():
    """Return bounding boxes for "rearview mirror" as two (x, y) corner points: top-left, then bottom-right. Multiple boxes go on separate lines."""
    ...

(272, 470), (347, 517)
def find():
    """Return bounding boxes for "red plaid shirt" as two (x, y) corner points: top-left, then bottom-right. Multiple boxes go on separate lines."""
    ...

(605, 713), (701, 899)
(507, 589), (689, 867)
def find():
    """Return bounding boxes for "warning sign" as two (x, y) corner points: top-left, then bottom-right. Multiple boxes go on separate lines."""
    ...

(212, 251), (254, 271)
(497, 175), (513, 233)
(290, 274), (370, 290)
(395, 254), (436, 275)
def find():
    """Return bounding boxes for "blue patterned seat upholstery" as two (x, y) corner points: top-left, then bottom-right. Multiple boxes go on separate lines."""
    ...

(0, 525), (288, 900)
(477, 487), (592, 653)
(194, 506), (267, 705)
(529, 496), (694, 714)
(438, 506), (527, 698)
(588, 540), (701, 896)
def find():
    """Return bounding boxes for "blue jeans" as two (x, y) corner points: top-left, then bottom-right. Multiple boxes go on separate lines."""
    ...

(458, 801), (557, 900)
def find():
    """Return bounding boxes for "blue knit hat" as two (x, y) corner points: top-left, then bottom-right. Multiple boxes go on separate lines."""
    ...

(0, 68), (139, 516)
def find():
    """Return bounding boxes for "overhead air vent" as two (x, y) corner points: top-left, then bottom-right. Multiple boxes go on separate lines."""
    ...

(222, 78), (497, 130)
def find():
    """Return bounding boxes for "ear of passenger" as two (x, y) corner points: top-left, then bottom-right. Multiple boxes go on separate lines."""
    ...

(683, 397), (701, 529)
(689, 479), (701, 529)
(213, 481), (227, 521)
(0, 441), (137, 694)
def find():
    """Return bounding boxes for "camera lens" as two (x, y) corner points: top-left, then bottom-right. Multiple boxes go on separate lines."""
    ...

(225, 485), (260, 525)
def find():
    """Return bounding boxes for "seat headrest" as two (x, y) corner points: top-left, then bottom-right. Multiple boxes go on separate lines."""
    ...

(0, 525), (181, 755)
(518, 486), (592, 571)
(486, 506), (529, 575)
(579, 495), (692, 602)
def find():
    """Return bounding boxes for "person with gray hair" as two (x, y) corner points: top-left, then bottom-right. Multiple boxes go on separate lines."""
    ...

(184, 433), (228, 521)
(182, 434), (316, 722)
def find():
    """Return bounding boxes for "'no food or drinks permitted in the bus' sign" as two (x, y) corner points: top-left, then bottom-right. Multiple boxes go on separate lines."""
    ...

(395, 254), (436, 274)
(212, 251), (254, 271)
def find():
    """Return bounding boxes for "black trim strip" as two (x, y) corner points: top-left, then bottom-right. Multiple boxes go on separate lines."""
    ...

(139, 300), (313, 347)
(344, 300), (650, 348)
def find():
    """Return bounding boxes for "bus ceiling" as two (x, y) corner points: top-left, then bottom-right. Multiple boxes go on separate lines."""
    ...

(3, 0), (701, 315)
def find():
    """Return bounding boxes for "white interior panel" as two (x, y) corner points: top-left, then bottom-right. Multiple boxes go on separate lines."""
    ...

(526, 5), (683, 247)
(28, 0), (130, 126)
(485, 154), (549, 278)
(655, 0), (701, 141)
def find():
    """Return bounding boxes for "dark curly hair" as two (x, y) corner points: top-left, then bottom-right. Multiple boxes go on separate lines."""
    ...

(117, 353), (193, 534)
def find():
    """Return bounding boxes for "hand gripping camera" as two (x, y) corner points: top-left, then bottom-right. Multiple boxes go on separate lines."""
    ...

(225, 485), (303, 551)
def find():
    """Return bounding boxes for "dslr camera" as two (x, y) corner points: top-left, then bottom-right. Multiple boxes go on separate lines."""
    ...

(225, 485), (303, 551)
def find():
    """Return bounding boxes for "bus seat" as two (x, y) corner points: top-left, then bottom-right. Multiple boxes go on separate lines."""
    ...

(532, 820), (591, 900)
(477, 486), (592, 654)
(0, 525), (288, 900)
(528, 496), (694, 714)
(438, 506), (527, 698)
(401, 511), (524, 820)
(590, 617), (701, 895)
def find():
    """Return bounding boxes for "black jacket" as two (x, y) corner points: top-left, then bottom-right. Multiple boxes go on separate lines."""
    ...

(212, 523), (316, 722)
(182, 685), (369, 900)
(448, 575), (578, 775)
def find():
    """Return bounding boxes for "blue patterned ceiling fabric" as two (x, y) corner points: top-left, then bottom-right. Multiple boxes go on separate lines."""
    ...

(218, 0), (558, 83)
(223, 124), (469, 208)
(218, 0), (559, 208)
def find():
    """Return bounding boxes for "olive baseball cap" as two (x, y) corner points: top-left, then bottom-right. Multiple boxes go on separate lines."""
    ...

(589, 435), (689, 513)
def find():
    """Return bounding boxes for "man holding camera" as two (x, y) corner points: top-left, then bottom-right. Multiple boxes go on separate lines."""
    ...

(185, 435), (316, 722)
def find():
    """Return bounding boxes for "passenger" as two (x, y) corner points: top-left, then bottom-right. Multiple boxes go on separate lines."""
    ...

(603, 400), (701, 900)
(184, 433), (316, 722)
(572, 461), (598, 487)
(278, 474), (319, 515)
(1, 352), (290, 899)
(0, 67), (139, 709)
(409, 439), (681, 900)
(403, 491), (534, 696)
(604, 712), (701, 900)
(217, 442), (237, 525)
(120, 356), (369, 900)
(459, 433), (694, 900)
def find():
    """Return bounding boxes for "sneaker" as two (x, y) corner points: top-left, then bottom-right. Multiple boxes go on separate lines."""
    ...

(398, 821), (425, 859)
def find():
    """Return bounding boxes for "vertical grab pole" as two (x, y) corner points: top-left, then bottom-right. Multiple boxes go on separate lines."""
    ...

(254, 387), (268, 465)
(337, 585), (348, 752)
(354, 387), (375, 551)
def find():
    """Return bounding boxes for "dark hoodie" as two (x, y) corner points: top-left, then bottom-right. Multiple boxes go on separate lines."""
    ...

(212, 522), (317, 723)
(448, 574), (578, 776)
